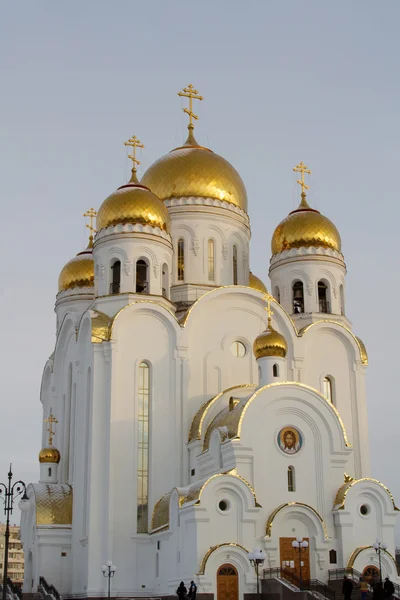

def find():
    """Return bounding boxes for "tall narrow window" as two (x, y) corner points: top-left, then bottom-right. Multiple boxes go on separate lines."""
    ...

(233, 245), (238, 285)
(323, 376), (333, 403)
(274, 286), (280, 303)
(137, 362), (150, 533)
(288, 466), (295, 492)
(136, 260), (148, 294)
(273, 363), (279, 378)
(208, 239), (215, 281)
(318, 281), (330, 313)
(177, 239), (184, 281)
(110, 260), (121, 294)
(162, 264), (169, 298)
(292, 281), (304, 313)
(340, 284), (345, 316)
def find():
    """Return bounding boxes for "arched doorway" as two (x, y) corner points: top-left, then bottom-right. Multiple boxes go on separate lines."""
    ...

(217, 564), (238, 600)
(362, 565), (380, 586)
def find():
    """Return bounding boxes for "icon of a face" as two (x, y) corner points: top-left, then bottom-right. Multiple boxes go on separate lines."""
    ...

(284, 431), (295, 449)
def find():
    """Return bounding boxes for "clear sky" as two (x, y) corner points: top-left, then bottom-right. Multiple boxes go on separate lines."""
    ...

(1, 0), (399, 537)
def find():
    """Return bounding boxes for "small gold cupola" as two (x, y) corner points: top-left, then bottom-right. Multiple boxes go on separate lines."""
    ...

(39, 411), (61, 484)
(58, 209), (96, 293)
(253, 295), (287, 360)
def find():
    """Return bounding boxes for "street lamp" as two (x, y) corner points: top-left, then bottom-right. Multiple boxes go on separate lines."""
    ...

(101, 561), (116, 599)
(248, 548), (266, 600)
(0, 465), (28, 600)
(292, 537), (309, 588)
(372, 539), (387, 584)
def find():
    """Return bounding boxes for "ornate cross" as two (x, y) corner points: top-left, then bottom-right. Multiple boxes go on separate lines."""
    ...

(124, 135), (144, 169)
(293, 161), (312, 194)
(263, 293), (274, 326)
(83, 208), (97, 240)
(44, 410), (58, 446)
(178, 84), (203, 128)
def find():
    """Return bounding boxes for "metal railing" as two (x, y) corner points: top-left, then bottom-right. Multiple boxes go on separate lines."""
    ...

(319, 299), (331, 313)
(39, 576), (62, 600)
(263, 567), (336, 600)
(329, 568), (400, 598)
(109, 282), (120, 294)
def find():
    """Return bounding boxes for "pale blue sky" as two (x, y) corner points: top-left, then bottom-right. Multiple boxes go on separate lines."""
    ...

(1, 1), (399, 535)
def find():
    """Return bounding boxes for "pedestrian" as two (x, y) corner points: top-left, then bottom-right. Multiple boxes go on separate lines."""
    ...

(373, 582), (385, 600)
(360, 577), (369, 600)
(343, 575), (354, 600)
(176, 581), (187, 600)
(188, 581), (197, 600)
(384, 578), (395, 599)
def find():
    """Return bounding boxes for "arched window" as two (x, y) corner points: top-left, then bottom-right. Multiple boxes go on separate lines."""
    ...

(318, 281), (330, 313)
(137, 362), (150, 533)
(292, 281), (304, 313)
(48, 468), (52, 477)
(162, 264), (169, 298)
(274, 286), (280, 303)
(288, 466), (295, 492)
(110, 260), (121, 294)
(340, 284), (345, 316)
(208, 239), (215, 281)
(273, 363), (279, 377)
(177, 239), (184, 281)
(323, 376), (333, 403)
(136, 260), (148, 294)
(232, 245), (238, 285)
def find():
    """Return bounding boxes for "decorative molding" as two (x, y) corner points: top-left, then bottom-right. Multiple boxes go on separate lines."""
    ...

(222, 242), (228, 260)
(124, 260), (132, 276)
(192, 237), (200, 256)
(100, 265), (105, 280)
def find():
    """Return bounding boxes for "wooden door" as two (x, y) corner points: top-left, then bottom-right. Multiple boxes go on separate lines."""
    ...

(217, 564), (239, 600)
(362, 565), (380, 586)
(279, 537), (310, 583)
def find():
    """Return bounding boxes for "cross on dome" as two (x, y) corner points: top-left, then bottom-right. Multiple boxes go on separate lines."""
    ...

(83, 208), (97, 246)
(178, 84), (203, 131)
(124, 135), (144, 183)
(263, 293), (275, 327)
(44, 410), (58, 446)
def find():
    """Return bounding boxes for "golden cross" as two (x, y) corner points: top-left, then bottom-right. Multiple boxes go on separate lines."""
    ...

(124, 135), (144, 169)
(178, 84), (203, 128)
(293, 161), (312, 194)
(44, 409), (58, 446)
(83, 208), (97, 241)
(263, 293), (274, 326)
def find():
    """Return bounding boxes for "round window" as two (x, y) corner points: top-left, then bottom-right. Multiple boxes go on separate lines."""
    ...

(218, 499), (230, 512)
(231, 341), (246, 358)
(360, 504), (370, 516)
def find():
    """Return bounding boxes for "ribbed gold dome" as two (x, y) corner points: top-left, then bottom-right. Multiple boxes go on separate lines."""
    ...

(249, 272), (268, 294)
(97, 180), (170, 233)
(253, 322), (287, 359)
(271, 193), (341, 255)
(39, 446), (61, 464)
(58, 247), (94, 292)
(141, 130), (248, 211)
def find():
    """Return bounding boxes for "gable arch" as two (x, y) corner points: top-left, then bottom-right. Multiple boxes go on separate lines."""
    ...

(197, 542), (250, 576)
(299, 320), (368, 365)
(107, 246), (129, 262)
(110, 301), (180, 342)
(266, 501), (329, 539)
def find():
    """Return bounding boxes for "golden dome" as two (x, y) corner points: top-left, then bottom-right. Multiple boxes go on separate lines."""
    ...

(58, 247), (94, 292)
(97, 178), (170, 233)
(271, 193), (341, 255)
(141, 130), (248, 212)
(253, 322), (287, 359)
(249, 272), (268, 294)
(39, 446), (61, 464)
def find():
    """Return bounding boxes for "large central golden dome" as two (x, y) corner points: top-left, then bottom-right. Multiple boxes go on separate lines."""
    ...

(271, 193), (341, 255)
(141, 130), (248, 212)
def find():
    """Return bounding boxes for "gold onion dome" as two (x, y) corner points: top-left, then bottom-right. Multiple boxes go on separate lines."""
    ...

(58, 243), (94, 293)
(271, 192), (341, 255)
(141, 128), (248, 212)
(39, 446), (61, 464)
(249, 272), (268, 294)
(253, 320), (287, 359)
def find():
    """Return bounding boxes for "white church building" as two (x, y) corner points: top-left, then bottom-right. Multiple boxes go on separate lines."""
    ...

(20, 86), (399, 600)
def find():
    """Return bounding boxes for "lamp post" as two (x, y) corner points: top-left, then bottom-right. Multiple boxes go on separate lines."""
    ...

(101, 561), (116, 599)
(373, 539), (387, 585)
(248, 548), (266, 600)
(0, 465), (28, 600)
(292, 537), (309, 589)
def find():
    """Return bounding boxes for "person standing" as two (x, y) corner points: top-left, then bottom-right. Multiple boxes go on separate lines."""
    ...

(343, 575), (354, 600)
(188, 581), (197, 600)
(360, 577), (369, 600)
(177, 582), (187, 600)
(384, 578), (395, 599)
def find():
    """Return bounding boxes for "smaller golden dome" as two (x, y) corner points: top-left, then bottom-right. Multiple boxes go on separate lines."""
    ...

(58, 247), (94, 292)
(253, 321), (287, 359)
(39, 446), (61, 464)
(249, 272), (268, 294)
(97, 176), (170, 233)
(271, 193), (341, 255)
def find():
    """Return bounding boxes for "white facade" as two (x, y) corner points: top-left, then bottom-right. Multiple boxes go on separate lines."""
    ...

(19, 128), (399, 600)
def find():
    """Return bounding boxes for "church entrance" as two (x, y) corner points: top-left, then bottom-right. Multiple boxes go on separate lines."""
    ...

(279, 537), (310, 583)
(217, 564), (238, 600)
(362, 565), (380, 586)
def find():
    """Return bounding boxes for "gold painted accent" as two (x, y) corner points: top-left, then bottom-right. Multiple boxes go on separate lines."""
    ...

(83, 208), (97, 246)
(182, 472), (260, 507)
(151, 488), (186, 532)
(298, 321), (368, 366)
(347, 546), (400, 575)
(355, 336), (368, 365)
(253, 293), (287, 359)
(110, 299), (178, 338)
(188, 384), (255, 443)
(33, 483), (72, 525)
(293, 161), (312, 195)
(178, 83), (203, 129)
(249, 272), (268, 294)
(96, 183), (170, 233)
(58, 248), (94, 292)
(38, 447), (61, 464)
(197, 543), (249, 575)
(266, 502), (329, 539)
(333, 477), (399, 511)
(124, 135), (144, 183)
(91, 311), (113, 344)
(44, 411), (58, 446)
(344, 473), (355, 483)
